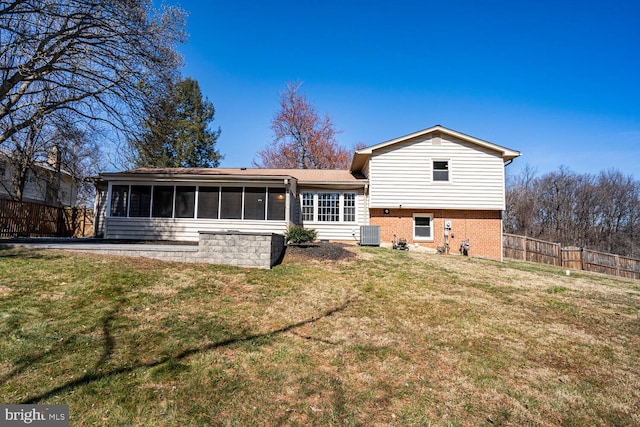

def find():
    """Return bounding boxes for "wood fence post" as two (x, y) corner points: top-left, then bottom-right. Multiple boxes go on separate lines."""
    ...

(615, 254), (620, 277)
(557, 242), (562, 267)
(523, 236), (527, 262)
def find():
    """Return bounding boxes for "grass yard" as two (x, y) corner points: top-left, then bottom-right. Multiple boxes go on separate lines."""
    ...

(0, 245), (638, 426)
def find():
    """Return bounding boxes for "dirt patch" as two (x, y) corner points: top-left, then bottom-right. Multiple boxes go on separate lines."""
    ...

(285, 242), (358, 262)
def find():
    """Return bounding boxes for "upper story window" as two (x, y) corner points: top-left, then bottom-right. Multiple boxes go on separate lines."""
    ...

(0, 161), (6, 178)
(433, 161), (449, 182)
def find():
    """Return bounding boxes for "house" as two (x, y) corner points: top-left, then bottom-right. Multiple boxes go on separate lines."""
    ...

(0, 150), (78, 207)
(95, 125), (521, 260)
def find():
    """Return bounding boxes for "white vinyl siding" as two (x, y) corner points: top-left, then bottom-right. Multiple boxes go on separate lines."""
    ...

(368, 134), (506, 210)
(104, 217), (289, 241)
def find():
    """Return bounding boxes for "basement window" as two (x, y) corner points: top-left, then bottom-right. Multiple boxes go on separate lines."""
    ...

(414, 215), (433, 240)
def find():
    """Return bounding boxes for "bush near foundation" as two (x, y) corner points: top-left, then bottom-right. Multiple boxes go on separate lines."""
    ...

(285, 225), (317, 244)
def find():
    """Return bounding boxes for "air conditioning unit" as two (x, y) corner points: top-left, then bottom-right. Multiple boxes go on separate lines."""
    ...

(360, 225), (380, 246)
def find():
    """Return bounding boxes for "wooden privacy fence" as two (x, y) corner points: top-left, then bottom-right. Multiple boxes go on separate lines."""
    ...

(503, 233), (640, 280)
(0, 198), (93, 238)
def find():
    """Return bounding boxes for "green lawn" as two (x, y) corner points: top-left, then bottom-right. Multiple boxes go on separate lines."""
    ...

(0, 246), (638, 426)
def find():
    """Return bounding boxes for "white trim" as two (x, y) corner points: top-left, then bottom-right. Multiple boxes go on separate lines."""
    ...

(432, 159), (451, 183)
(299, 190), (358, 225)
(413, 213), (434, 241)
(356, 125), (521, 159)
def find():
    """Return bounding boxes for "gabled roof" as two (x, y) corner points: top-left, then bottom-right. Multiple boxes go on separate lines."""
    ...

(101, 168), (367, 186)
(350, 125), (521, 172)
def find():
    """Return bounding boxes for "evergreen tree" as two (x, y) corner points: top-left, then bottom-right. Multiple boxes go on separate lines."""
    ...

(132, 77), (222, 168)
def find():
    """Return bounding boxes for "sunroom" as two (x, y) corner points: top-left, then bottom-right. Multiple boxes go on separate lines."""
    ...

(100, 169), (296, 241)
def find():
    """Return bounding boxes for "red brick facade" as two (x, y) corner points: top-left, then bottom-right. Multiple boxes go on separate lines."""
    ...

(369, 208), (503, 260)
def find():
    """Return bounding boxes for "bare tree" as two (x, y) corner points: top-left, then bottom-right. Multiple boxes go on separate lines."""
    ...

(254, 81), (350, 169)
(505, 165), (640, 257)
(0, 0), (186, 150)
(0, 110), (101, 205)
(504, 164), (538, 236)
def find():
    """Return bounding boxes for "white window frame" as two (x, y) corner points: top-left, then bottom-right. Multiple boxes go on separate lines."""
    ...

(432, 160), (450, 182)
(317, 192), (340, 222)
(300, 191), (357, 223)
(301, 192), (315, 221)
(413, 213), (434, 241)
(343, 192), (356, 222)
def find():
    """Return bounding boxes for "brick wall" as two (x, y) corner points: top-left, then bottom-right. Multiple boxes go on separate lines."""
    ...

(369, 209), (503, 260)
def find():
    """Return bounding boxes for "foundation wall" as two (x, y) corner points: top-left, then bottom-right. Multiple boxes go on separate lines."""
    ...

(369, 209), (503, 260)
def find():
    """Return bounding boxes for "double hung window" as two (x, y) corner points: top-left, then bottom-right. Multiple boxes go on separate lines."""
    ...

(414, 215), (433, 240)
(433, 161), (449, 182)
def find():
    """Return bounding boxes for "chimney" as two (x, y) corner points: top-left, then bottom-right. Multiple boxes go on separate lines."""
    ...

(48, 145), (61, 170)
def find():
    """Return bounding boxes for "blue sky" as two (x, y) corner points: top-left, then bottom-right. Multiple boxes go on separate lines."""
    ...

(168, 0), (640, 178)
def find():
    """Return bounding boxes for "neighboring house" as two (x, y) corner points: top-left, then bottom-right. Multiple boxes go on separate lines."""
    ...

(0, 151), (78, 207)
(95, 125), (521, 260)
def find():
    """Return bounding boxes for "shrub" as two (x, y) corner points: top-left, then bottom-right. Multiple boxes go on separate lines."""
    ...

(285, 225), (317, 244)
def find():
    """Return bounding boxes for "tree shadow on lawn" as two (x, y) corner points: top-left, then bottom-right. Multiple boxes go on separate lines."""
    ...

(1, 300), (123, 388)
(0, 247), (66, 260)
(19, 298), (354, 404)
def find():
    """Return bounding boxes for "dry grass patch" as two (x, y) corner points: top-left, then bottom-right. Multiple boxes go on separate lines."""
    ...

(0, 246), (638, 426)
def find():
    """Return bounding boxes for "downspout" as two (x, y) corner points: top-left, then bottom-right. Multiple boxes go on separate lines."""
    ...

(364, 183), (369, 225)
